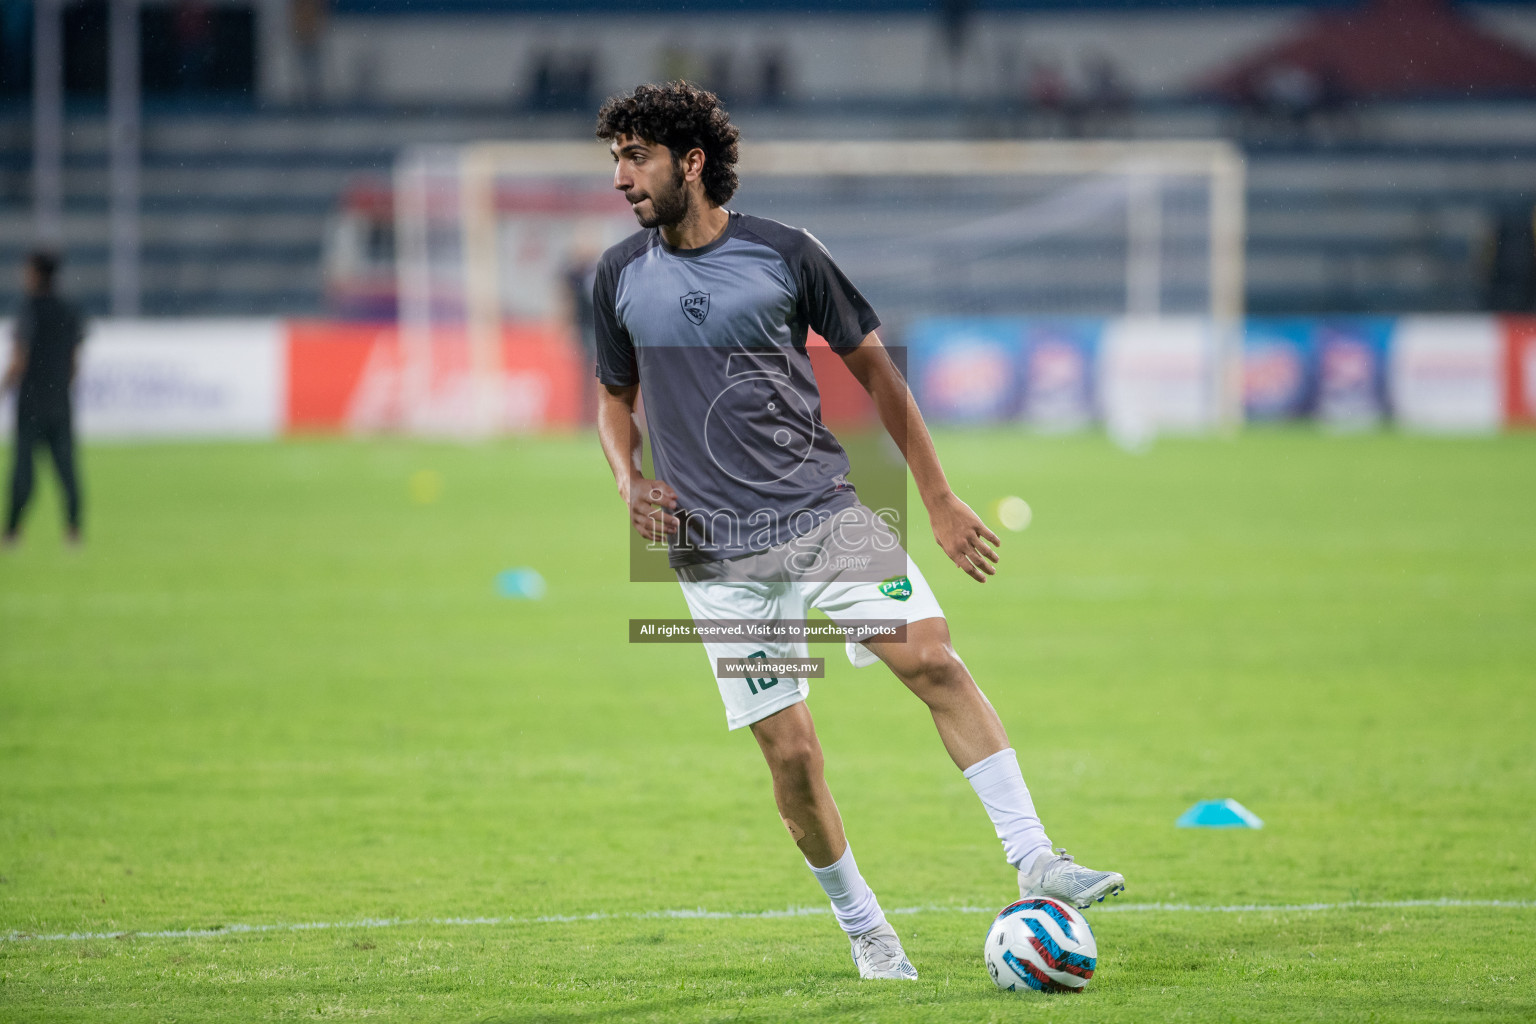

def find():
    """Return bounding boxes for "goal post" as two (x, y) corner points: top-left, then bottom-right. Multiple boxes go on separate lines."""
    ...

(393, 138), (1246, 435)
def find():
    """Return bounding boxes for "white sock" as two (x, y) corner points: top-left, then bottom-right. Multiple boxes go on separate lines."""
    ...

(807, 844), (886, 937)
(963, 747), (1052, 872)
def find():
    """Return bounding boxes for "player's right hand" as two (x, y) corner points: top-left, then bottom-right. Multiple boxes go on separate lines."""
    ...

(625, 477), (680, 542)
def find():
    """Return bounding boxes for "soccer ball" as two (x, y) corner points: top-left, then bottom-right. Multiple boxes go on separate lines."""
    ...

(983, 897), (1097, 993)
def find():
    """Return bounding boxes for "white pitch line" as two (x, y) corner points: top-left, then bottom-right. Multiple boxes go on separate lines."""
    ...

(4, 898), (1532, 945)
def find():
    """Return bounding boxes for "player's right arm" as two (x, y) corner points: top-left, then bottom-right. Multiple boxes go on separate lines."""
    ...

(596, 379), (678, 544)
(592, 240), (680, 543)
(1, 312), (29, 393)
(0, 343), (22, 394)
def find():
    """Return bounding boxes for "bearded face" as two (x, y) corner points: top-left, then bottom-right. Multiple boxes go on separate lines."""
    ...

(628, 156), (690, 229)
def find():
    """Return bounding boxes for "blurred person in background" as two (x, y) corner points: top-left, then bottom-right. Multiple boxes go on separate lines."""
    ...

(1485, 203), (1536, 311)
(562, 246), (600, 424)
(291, 0), (328, 107)
(174, 0), (216, 93)
(2, 251), (86, 548)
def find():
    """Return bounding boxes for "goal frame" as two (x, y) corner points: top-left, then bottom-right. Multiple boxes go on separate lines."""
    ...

(394, 139), (1246, 434)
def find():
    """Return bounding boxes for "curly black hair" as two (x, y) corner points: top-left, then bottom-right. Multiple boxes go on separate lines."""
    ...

(595, 81), (741, 206)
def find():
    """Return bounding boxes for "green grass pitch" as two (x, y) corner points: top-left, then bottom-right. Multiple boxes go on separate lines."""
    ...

(2, 429), (1533, 1022)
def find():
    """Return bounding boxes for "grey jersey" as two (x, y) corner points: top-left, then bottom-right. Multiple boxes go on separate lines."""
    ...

(594, 211), (880, 566)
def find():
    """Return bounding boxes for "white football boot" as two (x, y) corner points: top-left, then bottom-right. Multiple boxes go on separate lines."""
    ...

(849, 920), (919, 980)
(1018, 848), (1126, 908)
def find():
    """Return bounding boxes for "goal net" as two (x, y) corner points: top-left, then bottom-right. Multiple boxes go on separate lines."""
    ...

(391, 139), (1245, 437)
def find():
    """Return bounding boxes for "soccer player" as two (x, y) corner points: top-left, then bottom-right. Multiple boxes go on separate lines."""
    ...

(3, 251), (86, 548)
(592, 82), (1123, 980)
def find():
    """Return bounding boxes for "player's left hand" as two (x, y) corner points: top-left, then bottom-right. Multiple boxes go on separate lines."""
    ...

(929, 493), (1000, 582)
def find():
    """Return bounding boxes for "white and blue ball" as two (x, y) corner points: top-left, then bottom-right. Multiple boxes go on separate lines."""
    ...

(983, 897), (1097, 994)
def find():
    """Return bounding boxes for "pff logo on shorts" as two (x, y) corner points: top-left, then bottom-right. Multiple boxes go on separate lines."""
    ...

(879, 576), (912, 601)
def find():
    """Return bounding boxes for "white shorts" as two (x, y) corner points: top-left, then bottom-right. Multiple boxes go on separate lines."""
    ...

(675, 503), (946, 730)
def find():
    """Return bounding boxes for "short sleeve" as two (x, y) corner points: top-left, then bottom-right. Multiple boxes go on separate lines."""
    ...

(592, 256), (637, 387)
(794, 234), (880, 355)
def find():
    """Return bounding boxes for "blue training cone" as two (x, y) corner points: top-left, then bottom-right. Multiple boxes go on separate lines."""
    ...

(1176, 798), (1264, 829)
(495, 567), (547, 600)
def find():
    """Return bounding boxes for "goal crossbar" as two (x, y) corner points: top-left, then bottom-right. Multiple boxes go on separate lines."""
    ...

(396, 139), (1246, 433)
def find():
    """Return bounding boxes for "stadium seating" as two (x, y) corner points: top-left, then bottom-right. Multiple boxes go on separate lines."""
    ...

(0, 101), (1531, 317)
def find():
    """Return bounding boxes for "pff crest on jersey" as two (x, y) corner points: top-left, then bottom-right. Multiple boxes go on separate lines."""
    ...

(680, 291), (711, 325)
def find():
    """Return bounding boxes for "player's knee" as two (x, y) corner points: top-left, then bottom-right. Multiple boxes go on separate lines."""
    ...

(903, 641), (968, 698)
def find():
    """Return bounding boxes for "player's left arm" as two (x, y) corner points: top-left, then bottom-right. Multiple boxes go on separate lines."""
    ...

(70, 310), (85, 385)
(841, 333), (1000, 582)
